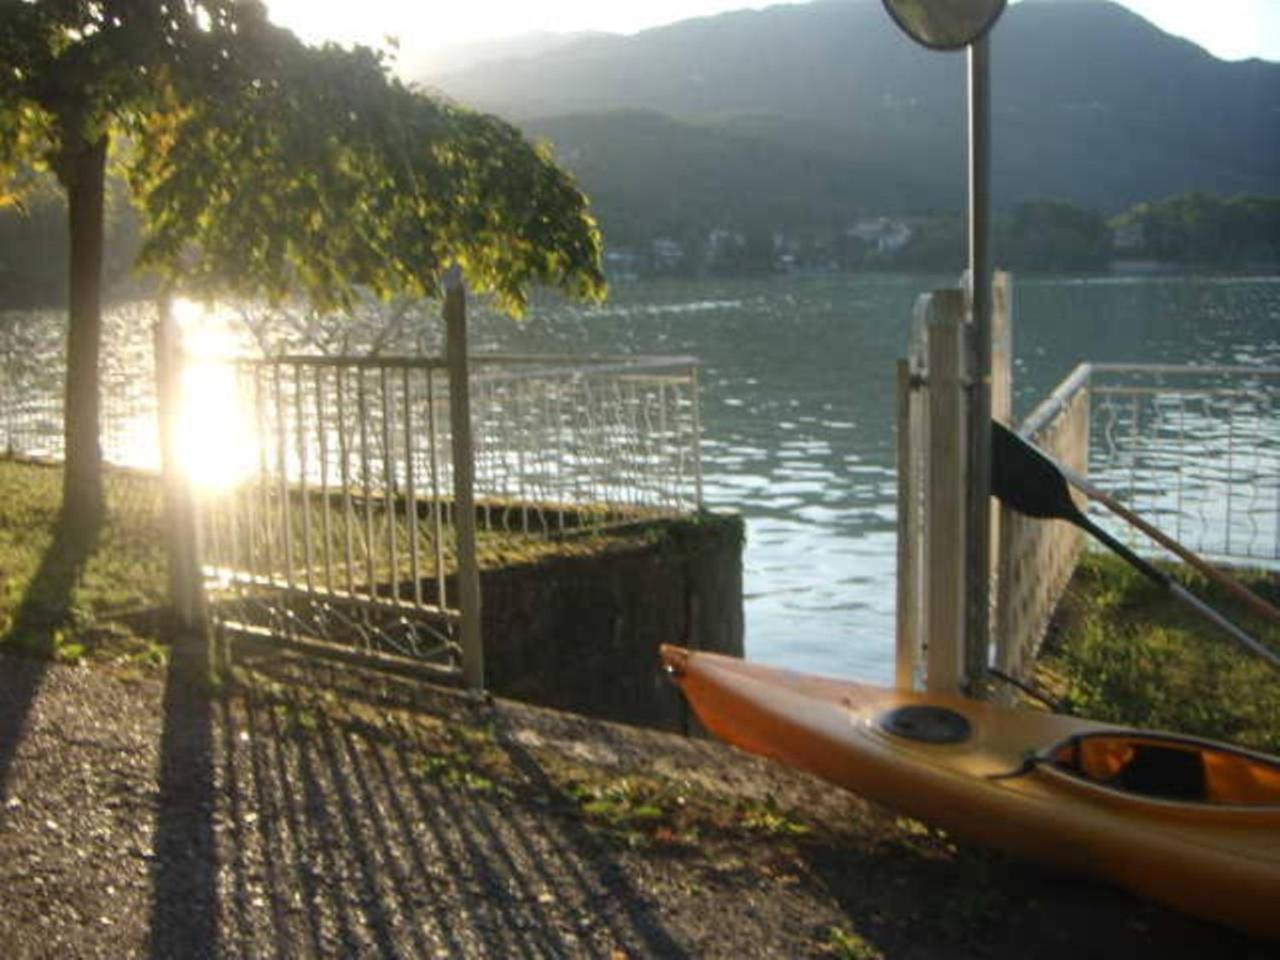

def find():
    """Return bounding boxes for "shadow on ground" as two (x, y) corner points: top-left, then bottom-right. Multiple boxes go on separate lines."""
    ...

(0, 520), (98, 798)
(143, 640), (689, 958)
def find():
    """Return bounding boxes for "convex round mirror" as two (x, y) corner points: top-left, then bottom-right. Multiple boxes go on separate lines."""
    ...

(882, 0), (1007, 50)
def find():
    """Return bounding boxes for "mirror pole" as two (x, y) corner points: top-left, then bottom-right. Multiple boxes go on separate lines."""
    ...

(965, 34), (993, 687)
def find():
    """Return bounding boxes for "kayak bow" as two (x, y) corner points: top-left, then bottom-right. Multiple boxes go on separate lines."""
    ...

(660, 645), (1280, 938)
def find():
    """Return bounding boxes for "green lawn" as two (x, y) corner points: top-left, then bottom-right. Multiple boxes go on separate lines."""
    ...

(0, 458), (169, 659)
(1037, 552), (1280, 754)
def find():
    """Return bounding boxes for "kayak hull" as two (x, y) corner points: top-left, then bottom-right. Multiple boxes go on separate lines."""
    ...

(661, 645), (1280, 939)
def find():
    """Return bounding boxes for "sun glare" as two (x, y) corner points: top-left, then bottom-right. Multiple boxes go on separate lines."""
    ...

(172, 299), (257, 492)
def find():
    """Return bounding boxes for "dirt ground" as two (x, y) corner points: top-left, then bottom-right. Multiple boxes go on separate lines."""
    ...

(0, 646), (1272, 959)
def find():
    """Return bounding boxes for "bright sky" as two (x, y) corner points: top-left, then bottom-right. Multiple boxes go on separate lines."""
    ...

(264, 0), (1280, 64)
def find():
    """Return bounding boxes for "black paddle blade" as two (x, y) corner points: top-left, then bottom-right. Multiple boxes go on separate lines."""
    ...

(990, 421), (1083, 523)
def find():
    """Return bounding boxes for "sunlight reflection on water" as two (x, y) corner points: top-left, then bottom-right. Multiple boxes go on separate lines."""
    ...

(4, 274), (1278, 681)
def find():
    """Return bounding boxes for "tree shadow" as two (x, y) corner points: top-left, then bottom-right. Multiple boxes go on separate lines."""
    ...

(0, 517), (99, 799)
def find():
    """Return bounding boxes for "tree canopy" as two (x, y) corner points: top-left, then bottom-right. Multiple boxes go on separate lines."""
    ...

(1, 0), (605, 530)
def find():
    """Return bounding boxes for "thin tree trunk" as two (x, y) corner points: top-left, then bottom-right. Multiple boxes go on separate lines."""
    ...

(58, 133), (109, 536)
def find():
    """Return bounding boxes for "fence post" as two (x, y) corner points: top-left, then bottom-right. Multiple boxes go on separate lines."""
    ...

(990, 271), (1013, 427)
(925, 291), (970, 693)
(895, 358), (918, 689)
(154, 295), (207, 639)
(989, 272), (1013, 693)
(445, 270), (484, 690)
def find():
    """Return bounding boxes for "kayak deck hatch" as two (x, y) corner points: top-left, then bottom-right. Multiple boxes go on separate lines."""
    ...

(877, 705), (972, 744)
(1046, 732), (1280, 806)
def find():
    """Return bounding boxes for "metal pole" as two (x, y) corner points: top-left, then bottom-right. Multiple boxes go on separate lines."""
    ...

(965, 36), (994, 688)
(446, 269), (484, 690)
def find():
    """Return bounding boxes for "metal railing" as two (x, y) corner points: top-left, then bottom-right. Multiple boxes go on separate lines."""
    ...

(191, 350), (703, 678)
(1, 303), (161, 470)
(1085, 363), (1280, 566)
(1, 303), (704, 685)
(468, 355), (703, 529)
(993, 362), (1280, 680)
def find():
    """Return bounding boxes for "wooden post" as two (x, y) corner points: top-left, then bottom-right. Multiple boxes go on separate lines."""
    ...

(445, 270), (484, 690)
(154, 296), (207, 639)
(925, 291), (969, 693)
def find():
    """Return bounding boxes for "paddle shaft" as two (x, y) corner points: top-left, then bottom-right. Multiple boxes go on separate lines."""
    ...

(990, 421), (1280, 671)
(1058, 461), (1280, 626)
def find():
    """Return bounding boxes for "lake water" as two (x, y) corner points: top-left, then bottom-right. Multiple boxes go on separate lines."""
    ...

(464, 273), (1280, 681)
(5, 273), (1279, 680)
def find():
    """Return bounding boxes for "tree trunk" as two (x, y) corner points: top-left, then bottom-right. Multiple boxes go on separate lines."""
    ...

(58, 133), (109, 536)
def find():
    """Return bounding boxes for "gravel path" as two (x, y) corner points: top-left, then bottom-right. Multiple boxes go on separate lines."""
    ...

(0, 649), (1271, 959)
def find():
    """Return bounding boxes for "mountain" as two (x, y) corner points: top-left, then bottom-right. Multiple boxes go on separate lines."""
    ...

(404, 31), (609, 78)
(422, 0), (1280, 239)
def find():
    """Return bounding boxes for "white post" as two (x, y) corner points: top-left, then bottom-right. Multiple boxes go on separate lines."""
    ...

(990, 272), (1014, 696)
(445, 270), (484, 690)
(154, 295), (207, 638)
(964, 36), (995, 689)
(895, 358), (918, 689)
(926, 291), (970, 693)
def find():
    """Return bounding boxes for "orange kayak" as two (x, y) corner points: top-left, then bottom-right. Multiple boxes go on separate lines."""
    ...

(660, 645), (1280, 939)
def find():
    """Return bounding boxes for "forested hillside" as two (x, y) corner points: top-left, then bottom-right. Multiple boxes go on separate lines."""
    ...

(427, 0), (1280, 238)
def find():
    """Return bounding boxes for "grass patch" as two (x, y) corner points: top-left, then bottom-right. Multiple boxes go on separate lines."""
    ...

(0, 458), (169, 660)
(1037, 552), (1280, 753)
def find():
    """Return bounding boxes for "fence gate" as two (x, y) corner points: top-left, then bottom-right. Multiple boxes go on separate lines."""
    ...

(192, 354), (472, 683)
(162, 340), (705, 689)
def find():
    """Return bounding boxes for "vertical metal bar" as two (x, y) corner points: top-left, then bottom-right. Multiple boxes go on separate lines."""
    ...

(965, 36), (993, 690)
(556, 378), (566, 533)
(337, 365), (356, 595)
(316, 365), (334, 594)
(274, 363), (295, 593)
(514, 377), (527, 532)
(403, 366), (422, 607)
(380, 365), (399, 602)
(446, 274), (484, 690)
(296, 363), (314, 592)
(895, 358), (917, 690)
(658, 379), (670, 511)
(1176, 392), (1186, 544)
(237, 365), (255, 582)
(1129, 393), (1139, 536)
(358, 367), (375, 597)
(254, 365), (275, 580)
(427, 366), (447, 610)
(690, 365), (704, 510)
(1226, 391), (1236, 555)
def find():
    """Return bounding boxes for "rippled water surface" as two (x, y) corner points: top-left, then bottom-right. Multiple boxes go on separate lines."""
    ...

(466, 274), (1280, 681)
(6, 274), (1278, 681)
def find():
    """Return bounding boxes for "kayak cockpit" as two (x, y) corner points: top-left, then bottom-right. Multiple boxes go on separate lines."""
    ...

(1041, 732), (1280, 810)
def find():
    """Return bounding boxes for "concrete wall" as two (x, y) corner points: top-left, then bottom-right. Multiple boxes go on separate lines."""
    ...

(478, 513), (744, 731)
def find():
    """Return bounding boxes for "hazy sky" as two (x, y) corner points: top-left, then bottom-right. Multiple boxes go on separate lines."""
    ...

(265, 1), (1280, 63)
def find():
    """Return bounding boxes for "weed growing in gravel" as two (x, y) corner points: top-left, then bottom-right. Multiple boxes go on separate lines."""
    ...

(568, 776), (695, 849)
(822, 925), (884, 960)
(736, 795), (810, 836)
